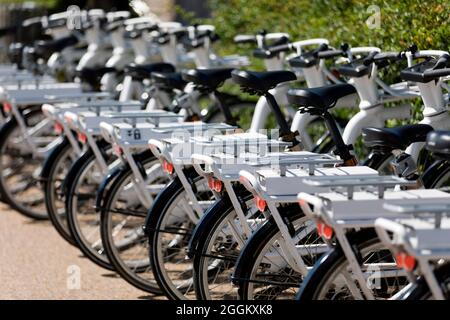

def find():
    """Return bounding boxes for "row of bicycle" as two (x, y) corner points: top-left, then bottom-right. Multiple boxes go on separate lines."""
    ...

(1, 8), (450, 300)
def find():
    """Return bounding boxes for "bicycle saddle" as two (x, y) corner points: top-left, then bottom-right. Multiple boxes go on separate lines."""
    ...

(401, 56), (450, 83)
(231, 70), (296, 93)
(426, 130), (450, 158)
(287, 83), (355, 113)
(362, 124), (434, 150)
(151, 72), (187, 90)
(182, 68), (234, 89)
(124, 63), (176, 80)
(76, 66), (117, 79)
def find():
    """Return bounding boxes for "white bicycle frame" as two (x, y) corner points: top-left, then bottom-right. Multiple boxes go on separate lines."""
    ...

(376, 201), (450, 300)
(298, 181), (450, 300)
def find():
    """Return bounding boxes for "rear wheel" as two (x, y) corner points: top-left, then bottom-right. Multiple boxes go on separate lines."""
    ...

(403, 263), (450, 300)
(235, 208), (322, 300)
(0, 108), (56, 219)
(44, 138), (78, 245)
(66, 143), (117, 270)
(298, 231), (407, 300)
(192, 188), (264, 300)
(146, 168), (214, 299)
(100, 153), (168, 293)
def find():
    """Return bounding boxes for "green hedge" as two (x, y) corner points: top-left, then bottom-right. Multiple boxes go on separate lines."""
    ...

(207, 0), (448, 57)
(201, 0), (449, 154)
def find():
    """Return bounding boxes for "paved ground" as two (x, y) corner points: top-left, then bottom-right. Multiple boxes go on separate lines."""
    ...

(0, 201), (165, 300)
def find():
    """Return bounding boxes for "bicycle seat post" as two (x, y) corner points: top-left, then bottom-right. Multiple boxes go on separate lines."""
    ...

(264, 91), (295, 140)
(213, 90), (238, 126)
(322, 110), (356, 165)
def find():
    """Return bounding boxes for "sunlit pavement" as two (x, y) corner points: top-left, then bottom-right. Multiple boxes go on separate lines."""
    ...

(0, 202), (165, 300)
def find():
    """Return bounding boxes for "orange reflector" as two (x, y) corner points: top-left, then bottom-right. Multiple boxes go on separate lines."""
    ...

(54, 122), (63, 134)
(113, 145), (123, 156)
(316, 220), (334, 240)
(395, 252), (417, 272)
(163, 160), (174, 174)
(3, 102), (12, 113)
(254, 196), (266, 212)
(77, 132), (87, 144)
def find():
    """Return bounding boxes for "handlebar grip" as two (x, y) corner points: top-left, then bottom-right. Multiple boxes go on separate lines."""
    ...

(432, 53), (450, 70)
(267, 43), (292, 55)
(373, 51), (401, 61)
(362, 51), (379, 66)
(423, 68), (450, 79)
(317, 49), (343, 59)
(234, 34), (257, 44)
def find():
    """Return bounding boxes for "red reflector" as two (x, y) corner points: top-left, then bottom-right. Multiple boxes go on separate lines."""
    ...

(254, 196), (266, 212)
(317, 220), (333, 240)
(163, 160), (174, 174)
(77, 132), (87, 144)
(208, 176), (215, 189)
(3, 102), (12, 113)
(395, 252), (417, 272)
(213, 179), (223, 192)
(113, 145), (123, 156)
(54, 122), (63, 134)
(207, 177), (223, 192)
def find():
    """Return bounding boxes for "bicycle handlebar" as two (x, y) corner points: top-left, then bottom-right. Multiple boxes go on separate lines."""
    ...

(432, 53), (450, 70)
(316, 49), (341, 59)
(233, 34), (257, 44)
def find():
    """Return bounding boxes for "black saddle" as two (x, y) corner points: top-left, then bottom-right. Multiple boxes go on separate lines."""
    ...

(124, 63), (175, 80)
(287, 83), (356, 113)
(426, 131), (450, 158)
(76, 66), (117, 80)
(75, 66), (117, 88)
(182, 68), (234, 89)
(151, 72), (187, 90)
(231, 70), (296, 93)
(363, 124), (434, 150)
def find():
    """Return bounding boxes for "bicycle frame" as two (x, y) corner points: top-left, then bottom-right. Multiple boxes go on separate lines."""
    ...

(376, 200), (450, 300)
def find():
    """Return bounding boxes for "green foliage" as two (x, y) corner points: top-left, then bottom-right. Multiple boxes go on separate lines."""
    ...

(207, 0), (449, 55)
(203, 0), (449, 151)
(0, 0), (59, 7)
